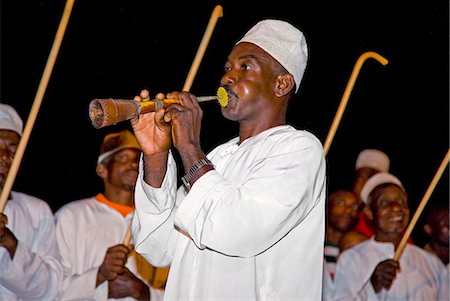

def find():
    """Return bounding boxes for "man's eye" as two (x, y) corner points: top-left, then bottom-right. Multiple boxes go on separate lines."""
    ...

(241, 64), (250, 71)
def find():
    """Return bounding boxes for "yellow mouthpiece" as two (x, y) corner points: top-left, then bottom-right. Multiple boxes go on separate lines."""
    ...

(217, 87), (228, 107)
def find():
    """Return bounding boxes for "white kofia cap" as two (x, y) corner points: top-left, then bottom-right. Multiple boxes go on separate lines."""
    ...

(0, 104), (23, 136)
(360, 172), (404, 204)
(355, 149), (390, 172)
(236, 19), (308, 93)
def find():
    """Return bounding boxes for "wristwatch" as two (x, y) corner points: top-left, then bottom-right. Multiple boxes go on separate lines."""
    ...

(181, 158), (214, 191)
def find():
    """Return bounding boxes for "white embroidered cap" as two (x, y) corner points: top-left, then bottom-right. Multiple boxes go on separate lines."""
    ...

(360, 172), (404, 204)
(98, 130), (140, 164)
(236, 19), (308, 93)
(0, 104), (23, 136)
(355, 149), (390, 172)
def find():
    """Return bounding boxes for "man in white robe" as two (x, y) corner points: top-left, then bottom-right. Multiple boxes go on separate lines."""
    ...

(0, 103), (62, 300)
(333, 172), (448, 300)
(55, 130), (164, 301)
(131, 19), (326, 300)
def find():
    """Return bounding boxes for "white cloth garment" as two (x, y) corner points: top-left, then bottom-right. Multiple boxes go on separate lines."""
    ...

(132, 125), (326, 300)
(55, 196), (164, 301)
(0, 191), (62, 301)
(441, 264), (450, 301)
(322, 258), (334, 301)
(333, 237), (449, 300)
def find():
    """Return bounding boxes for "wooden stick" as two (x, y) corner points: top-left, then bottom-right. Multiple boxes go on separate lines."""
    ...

(393, 148), (450, 261)
(0, 0), (75, 213)
(182, 5), (223, 92)
(122, 224), (132, 246)
(323, 51), (388, 157)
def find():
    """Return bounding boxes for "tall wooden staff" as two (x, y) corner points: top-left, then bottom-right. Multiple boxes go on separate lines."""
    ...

(0, 0), (75, 212)
(323, 51), (388, 157)
(122, 4), (223, 246)
(182, 5), (223, 92)
(393, 149), (450, 261)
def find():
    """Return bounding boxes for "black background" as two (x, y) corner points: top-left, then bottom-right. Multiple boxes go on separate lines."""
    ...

(1, 0), (448, 245)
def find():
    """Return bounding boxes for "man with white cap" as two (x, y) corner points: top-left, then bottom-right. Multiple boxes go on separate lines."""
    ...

(130, 19), (326, 299)
(353, 149), (390, 201)
(345, 148), (391, 241)
(333, 172), (448, 300)
(0, 103), (63, 300)
(55, 129), (164, 301)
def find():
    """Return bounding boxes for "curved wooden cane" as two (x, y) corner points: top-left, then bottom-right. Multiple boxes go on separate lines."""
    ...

(323, 51), (388, 157)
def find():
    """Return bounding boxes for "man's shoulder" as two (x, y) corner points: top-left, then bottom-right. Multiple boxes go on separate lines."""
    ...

(10, 191), (49, 208)
(55, 196), (97, 217)
(266, 125), (324, 153)
(406, 243), (446, 267)
(9, 191), (53, 216)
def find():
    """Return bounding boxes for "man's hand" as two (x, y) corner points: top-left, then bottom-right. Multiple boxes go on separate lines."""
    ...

(0, 213), (17, 259)
(130, 89), (172, 156)
(370, 259), (400, 293)
(108, 267), (150, 301)
(163, 91), (203, 152)
(97, 244), (130, 286)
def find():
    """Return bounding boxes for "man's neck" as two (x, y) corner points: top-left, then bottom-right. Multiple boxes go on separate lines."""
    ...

(103, 188), (133, 206)
(238, 120), (286, 145)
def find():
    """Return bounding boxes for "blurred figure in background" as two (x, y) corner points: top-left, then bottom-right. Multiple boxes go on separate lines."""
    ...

(323, 189), (360, 300)
(352, 149), (390, 238)
(55, 130), (164, 301)
(422, 204), (449, 265)
(333, 173), (448, 300)
(0, 103), (62, 300)
(324, 189), (360, 279)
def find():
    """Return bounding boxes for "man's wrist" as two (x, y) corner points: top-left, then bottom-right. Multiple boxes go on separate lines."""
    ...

(181, 158), (214, 191)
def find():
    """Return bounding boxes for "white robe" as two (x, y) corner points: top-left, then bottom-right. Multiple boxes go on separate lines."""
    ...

(132, 125), (326, 300)
(55, 196), (164, 301)
(0, 191), (62, 301)
(333, 237), (449, 300)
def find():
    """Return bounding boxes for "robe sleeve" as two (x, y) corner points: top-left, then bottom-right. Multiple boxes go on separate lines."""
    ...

(0, 209), (62, 300)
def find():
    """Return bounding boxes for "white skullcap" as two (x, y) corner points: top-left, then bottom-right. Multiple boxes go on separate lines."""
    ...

(98, 130), (140, 164)
(360, 172), (404, 205)
(0, 104), (23, 136)
(355, 149), (390, 172)
(236, 19), (308, 93)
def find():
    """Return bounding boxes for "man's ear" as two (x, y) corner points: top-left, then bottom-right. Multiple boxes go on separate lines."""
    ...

(96, 163), (107, 179)
(423, 224), (433, 235)
(275, 74), (295, 97)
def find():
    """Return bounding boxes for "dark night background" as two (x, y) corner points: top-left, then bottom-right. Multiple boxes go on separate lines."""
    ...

(1, 0), (448, 246)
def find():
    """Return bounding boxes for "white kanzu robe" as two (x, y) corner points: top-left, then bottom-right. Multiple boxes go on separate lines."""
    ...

(132, 125), (326, 300)
(0, 191), (62, 301)
(55, 196), (164, 301)
(333, 237), (449, 300)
